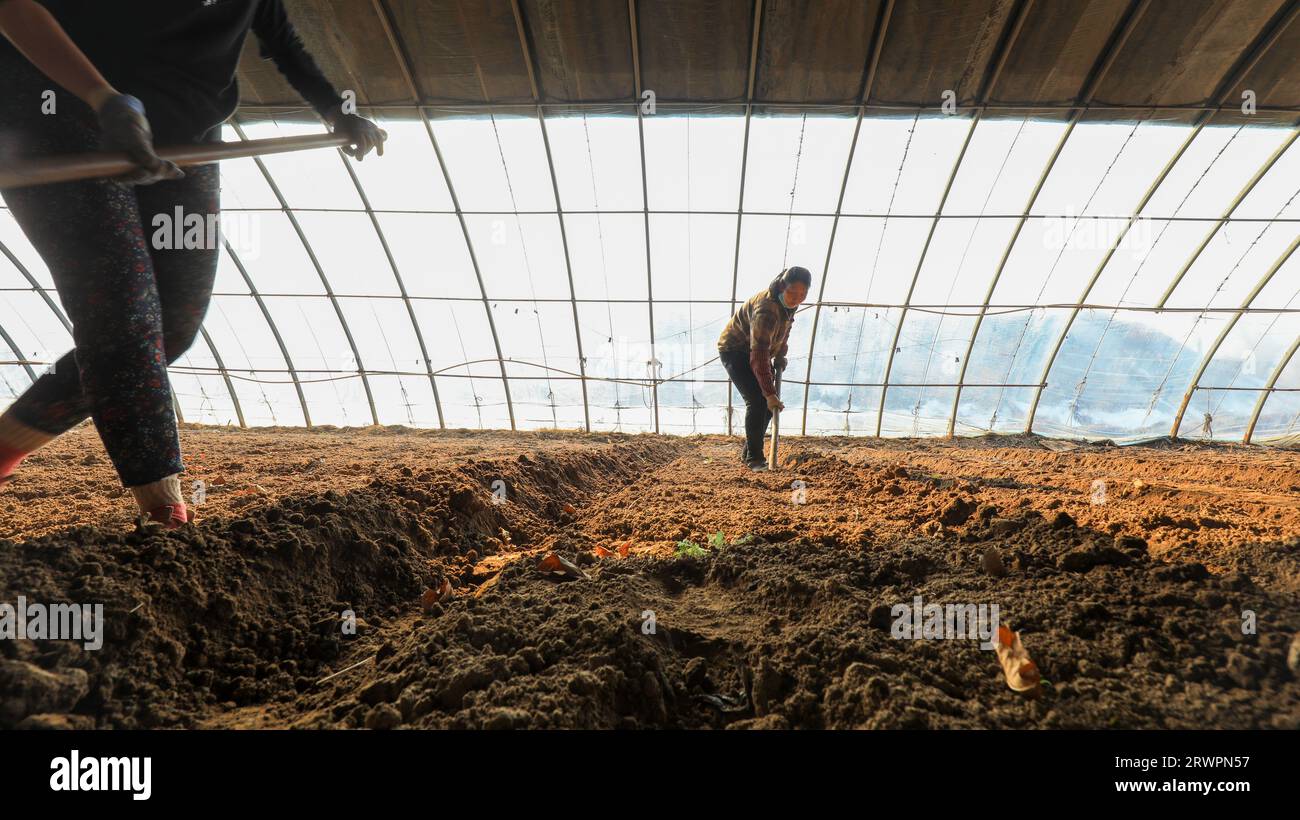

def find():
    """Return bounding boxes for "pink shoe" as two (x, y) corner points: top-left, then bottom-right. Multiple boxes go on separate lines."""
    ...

(146, 502), (194, 529)
(0, 447), (25, 487)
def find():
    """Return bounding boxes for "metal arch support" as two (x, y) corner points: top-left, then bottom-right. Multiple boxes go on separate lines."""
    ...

(876, 0), (1050, 438)
(535, 112), (592, 432)
(512, 0), (592, 432)
(1123, 6), (1300, 439)
(872, 113), (982, 437)
(0, 322), (36, 383)
(629, 0), (661, 433)
(725, 0), (765, 437)
(1, 224), (200, 423)
(0, 238), (72, 332)
(0, 238), (57, 384)
(197, 326), (246, 427)
(417, 114), (517, 430)
(945, 120), (1073, 435)
(325, 128), (447, 429)
(1244, 332), (1300, 443)
(1023, 118), (1209, 433)
(367, 0), (514, 430)
(221, 238), (313, 427)
(1027, 0), (1300, 434)
(799, 109), (866, 436)
(1156, 128), (1300, 309)
(230, 119), (380, 427)
(369, 0), (479, 430)
(1170, 234), (1300, 438)
(800, 0), (894, 436)
(946, 0), (1125, 437)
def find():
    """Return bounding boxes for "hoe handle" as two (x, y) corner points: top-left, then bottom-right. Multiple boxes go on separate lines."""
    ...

(0, 133), (350, 189)
(769, 367), (782, 470)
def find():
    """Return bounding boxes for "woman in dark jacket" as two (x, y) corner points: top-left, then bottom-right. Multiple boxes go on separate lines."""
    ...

(718, 266), (811, 470)
(0, 0), (385, 526)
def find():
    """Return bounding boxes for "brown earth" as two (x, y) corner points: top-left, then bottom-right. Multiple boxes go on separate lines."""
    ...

(1, 423), (1298, 729)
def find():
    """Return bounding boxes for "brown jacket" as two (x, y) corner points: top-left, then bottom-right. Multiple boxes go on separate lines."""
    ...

(718, 288), (794, 397)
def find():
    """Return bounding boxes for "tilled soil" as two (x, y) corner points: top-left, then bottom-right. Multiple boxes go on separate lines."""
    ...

(1, 424), (1298, 729)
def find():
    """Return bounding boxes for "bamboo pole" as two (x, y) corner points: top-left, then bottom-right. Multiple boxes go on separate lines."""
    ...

(768, 368), (783, 471)
(0, 133), (349, 189)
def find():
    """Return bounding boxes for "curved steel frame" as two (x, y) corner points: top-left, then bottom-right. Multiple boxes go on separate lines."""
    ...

(1023, 1), (1300, 438)
(3, 0), (1299, 444)
(1245, 333), (1300, 443)
(231, 119), (380, 426)
(1169, 234), (1300, 437)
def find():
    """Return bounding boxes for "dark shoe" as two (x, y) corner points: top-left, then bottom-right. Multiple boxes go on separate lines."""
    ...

(746, 458), (769, 472)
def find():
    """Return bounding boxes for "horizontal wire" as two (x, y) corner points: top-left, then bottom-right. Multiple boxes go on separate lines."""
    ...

(131, 205), (1300, 222)
(3, 288), (1296, 315)
(6, 359), (1292, 394)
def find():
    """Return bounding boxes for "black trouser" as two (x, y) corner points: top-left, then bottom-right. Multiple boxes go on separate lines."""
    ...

(720, 349), (772, 464)
(0, 50), (219, 486)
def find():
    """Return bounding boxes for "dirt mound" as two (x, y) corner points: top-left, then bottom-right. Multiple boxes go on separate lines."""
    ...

(0, 437), (683, 728)
(281, 516), (1300, 730)
(1, 427), (1298, 729)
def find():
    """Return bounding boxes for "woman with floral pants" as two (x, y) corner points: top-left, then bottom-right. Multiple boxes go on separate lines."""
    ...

(0, 0), (385, 526)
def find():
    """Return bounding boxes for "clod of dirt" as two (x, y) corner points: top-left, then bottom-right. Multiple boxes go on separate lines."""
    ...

(1050, 511), (1076, 529)
(982, 548), (1008, 577)
(987, 517), (1027, 537)
(939, 497), (976, 526)
(1057, 544), (1130, 573)
(0, 661), (89, 727)
(364, 704), (402, 730)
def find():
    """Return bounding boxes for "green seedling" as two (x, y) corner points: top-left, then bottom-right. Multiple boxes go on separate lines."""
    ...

(676, 531), (755, 559)
(674, 539), (711, 559)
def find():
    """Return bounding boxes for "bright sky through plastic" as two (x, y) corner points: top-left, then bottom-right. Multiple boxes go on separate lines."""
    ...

(1, 111), (1298, 442)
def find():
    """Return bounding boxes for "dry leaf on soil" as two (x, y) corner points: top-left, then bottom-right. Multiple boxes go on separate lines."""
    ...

(994, 624), (1042, 696)
(420, 578), (452, 611)
(538, 551), (588, 581)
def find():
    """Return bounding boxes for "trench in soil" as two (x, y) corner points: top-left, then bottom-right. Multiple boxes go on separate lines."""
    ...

(1, 428), (1299, 729)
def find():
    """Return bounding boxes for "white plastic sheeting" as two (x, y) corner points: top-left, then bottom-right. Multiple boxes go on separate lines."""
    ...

(2, 107), (1298, 444)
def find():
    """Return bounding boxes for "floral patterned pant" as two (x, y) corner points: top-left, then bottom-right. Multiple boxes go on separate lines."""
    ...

(0, 52), (219, 487)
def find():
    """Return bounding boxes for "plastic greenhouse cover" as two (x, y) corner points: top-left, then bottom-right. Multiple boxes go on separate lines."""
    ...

(1, 110), (1298, 445)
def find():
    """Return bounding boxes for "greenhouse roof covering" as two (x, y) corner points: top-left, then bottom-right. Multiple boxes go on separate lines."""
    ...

(2, 0), (1300, 443)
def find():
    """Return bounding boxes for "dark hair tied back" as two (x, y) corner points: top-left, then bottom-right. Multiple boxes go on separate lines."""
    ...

(769, 266), (812, 299)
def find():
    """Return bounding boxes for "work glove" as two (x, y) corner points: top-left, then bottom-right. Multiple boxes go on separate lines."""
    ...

(96, 93), (184, 185)
(773, 355), (787, 373)
(330, 112), (387, 160)
(766, 394), (784, 413)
